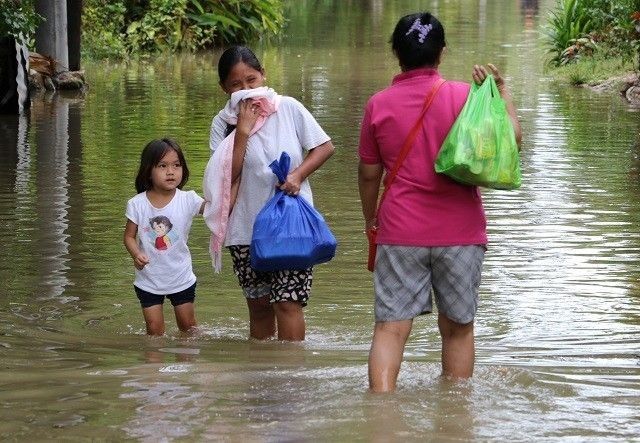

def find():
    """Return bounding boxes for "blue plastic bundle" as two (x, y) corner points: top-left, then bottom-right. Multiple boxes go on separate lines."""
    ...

(250, 152), (337, 271)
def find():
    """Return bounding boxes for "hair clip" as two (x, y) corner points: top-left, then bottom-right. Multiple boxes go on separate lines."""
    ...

(405, 18), (433, 43)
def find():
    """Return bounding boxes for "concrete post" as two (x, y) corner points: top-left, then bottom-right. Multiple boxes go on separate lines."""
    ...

(35, 0), (68, 71)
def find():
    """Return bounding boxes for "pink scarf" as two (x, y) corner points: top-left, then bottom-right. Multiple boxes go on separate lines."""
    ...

(203, 87), (280, 272)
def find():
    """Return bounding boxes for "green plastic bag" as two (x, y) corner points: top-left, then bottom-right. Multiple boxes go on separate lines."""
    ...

(435, 75), (522, 190)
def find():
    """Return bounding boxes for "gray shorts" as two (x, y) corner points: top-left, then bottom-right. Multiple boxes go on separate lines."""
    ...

(373, 244), (485, 324)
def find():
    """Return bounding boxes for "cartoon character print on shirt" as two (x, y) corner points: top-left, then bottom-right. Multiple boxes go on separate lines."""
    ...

(146, 215), (179, 251)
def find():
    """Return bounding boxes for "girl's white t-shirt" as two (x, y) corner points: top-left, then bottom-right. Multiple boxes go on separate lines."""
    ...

(209, 96), (331, 246)
(126, 189), (204, 294)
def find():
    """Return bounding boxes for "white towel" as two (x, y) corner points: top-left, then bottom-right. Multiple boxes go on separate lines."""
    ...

(203, 87), (281, 272)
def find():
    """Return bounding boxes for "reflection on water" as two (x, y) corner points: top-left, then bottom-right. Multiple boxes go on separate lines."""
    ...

(520, 0), (539, 30)
(32, 95), (71, 300)
(1, 0), (640, 440)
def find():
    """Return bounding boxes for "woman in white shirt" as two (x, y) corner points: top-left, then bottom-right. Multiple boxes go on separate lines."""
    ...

(208, 46), (335, 341)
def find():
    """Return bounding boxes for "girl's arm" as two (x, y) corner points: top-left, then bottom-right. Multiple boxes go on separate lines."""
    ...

(472, 63), (522, 148)
(124, 220), (149, 270)
(279, 141), (335, 195)
(358, 161), (384, 231)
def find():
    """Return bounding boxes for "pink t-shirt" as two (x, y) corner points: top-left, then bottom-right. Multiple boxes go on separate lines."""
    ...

(358, 68), (487, 247)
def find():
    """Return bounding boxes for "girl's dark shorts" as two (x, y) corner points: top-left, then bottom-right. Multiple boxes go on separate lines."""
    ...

(228, 245), (312, 306)
(134, 282), (196, 308)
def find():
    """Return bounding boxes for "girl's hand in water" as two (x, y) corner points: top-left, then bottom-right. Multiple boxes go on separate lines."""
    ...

(472, 63), (506, 90)
(236, 99), (260, 136)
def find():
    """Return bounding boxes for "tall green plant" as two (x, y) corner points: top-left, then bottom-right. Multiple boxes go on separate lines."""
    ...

(187, 0), (285, 44)
(545, 0), (595, 65)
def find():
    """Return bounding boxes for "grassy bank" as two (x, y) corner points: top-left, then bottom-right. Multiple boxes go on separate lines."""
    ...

(544, 0), (639, 91)
(545, 53), (638, 88)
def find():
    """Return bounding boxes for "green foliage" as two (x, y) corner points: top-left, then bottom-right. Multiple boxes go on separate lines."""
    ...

(584, 0), (640, 63)
(545, 0), (640, 68)
(125, 0), (212, 53)
(545, 0), (595, 65)
(0, 0), (42, 46)
(82, 0), (285, 59)
(82, 1), (128, 59)
(582, 0), (640, 29)
(187, 0), (285, 45)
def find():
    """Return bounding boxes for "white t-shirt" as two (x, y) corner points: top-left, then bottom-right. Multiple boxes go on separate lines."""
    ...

(209, 96), (331, 246)
(125, 189), (204, 294)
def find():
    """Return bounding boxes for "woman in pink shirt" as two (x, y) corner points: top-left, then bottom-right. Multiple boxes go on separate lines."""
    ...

(358, 12), (522, 392)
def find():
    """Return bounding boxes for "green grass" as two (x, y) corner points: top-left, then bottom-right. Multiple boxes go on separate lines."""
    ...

(546, 52), (637, 86)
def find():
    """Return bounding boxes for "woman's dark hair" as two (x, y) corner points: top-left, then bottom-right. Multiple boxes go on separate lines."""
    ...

(217, 45), (263, 84)
(135, 138), (190, 193)
(391, 12), (446, 70)
(218, 46), (264, 136)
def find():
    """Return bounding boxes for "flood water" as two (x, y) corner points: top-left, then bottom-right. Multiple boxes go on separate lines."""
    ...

(1, 0), (640, 440)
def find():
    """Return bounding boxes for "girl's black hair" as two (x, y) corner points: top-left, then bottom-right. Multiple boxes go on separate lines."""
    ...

(391, 12), (446, 70)
(217, 45), (263, 85)
(134, 138), (190, 193)
(217, 45), (264, 137)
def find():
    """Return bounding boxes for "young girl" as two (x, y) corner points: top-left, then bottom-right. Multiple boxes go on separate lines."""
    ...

(205, 46), (335, 341)
(124, 138), (205, 336)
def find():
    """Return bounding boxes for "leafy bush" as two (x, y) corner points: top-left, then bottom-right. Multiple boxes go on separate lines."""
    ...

(0, 0), (42, 46)
(187, 0), (285, 45)
(82, 1), (128, 59)
(546, 0), (640, 68)
(584, 0), (640, 62)
(125, 0), (212, 53)
(82, 0), (285, 59)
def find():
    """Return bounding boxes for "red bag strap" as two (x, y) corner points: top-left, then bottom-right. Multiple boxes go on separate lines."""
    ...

(377, 77), (445, 208)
